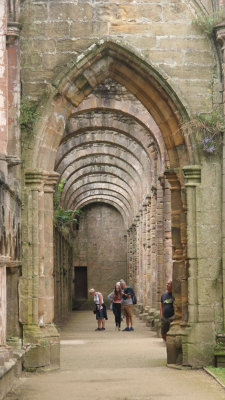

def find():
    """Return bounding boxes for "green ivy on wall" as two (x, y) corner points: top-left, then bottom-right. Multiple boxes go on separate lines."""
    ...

(53, 178), (81, 228)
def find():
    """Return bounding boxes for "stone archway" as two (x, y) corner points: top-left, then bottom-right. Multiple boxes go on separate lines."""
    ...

(21, 40), (199, 369)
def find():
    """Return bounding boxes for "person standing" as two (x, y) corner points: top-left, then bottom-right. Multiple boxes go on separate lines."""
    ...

(108, 283), (122, 330)
(120, 280), (134, 331)
(89, 288), (107, 331)
(160, 280), (175, 341)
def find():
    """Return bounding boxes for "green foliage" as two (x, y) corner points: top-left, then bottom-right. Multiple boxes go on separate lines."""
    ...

(193, 9), (225, 37)
(53, 179), (81, 227)
(215, 341), (225, 351)
(19, 99), (38, 133)
(206, 366), (225, 385)
(54, 206), (80, 226)
(182, 107), (225, 155)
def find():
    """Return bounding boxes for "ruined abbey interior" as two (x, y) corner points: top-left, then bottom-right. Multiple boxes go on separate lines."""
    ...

(1, 0), (225, 396)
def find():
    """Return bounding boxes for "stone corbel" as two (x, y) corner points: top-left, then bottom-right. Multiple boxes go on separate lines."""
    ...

(6, 22), (20, 45)
(164, 168), (181, 190)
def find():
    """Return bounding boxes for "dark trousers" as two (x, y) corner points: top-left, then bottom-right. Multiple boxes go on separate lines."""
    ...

(113, 303), (121, 328)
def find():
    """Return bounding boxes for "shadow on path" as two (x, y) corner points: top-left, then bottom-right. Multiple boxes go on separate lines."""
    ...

(5, 311), (225, 400)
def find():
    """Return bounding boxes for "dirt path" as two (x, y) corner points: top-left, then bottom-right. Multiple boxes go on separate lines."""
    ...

(6, 311), (225, 400)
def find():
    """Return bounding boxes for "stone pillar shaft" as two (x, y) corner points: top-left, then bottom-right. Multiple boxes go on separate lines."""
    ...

(0, 264), (6, 344)
(156, 181), (164, 307)
(215, 25), (225, 330)
(21, 170), (59, 326)
(164, 170), (186, 322)
(164, 178), (172, 284)
(146, 197), (151, 304)
(150, 189), (157, 308)
(183, 166), (201, 324)
(0, 0), (8, 155)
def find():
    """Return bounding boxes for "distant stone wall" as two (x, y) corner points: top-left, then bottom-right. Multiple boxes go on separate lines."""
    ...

(73, 203), (127, 301)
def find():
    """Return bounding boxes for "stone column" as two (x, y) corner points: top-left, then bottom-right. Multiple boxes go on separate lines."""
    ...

(183, 166), (201, 325)
(127, 228), (131, 283)
(216, 24), (225, 332)
(21, 170), (60, 370)
(163, 178), (172, 284)
(131, 224), (136, 290)
(135, 214), (141, 302)
(164, 170), (186, 322)
(139, 209), (144, 305)
(0, 259), (6, 345)
(39, 172), (59, 326)
(156, 178), (164, 308)
(6, 0), (20, 160)
(142, 201), (148, 306)
(164, 169), (187, 365)
(145, 196), (151, 304)
(150, 187), (157, 309)
(0, 0), (8, 157)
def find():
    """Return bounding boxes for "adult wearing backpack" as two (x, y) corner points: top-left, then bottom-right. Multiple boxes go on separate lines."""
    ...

(120, 280), (135, 331)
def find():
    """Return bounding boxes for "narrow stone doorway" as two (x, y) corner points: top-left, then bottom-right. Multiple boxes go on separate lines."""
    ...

(74, 267), (87, 300)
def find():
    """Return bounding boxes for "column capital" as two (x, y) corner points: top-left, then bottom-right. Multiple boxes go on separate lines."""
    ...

(43, 171), (60, 193)
(25, 169), (44, 190)
(25, 170), (59, 191)
(183, 165), (201, 186)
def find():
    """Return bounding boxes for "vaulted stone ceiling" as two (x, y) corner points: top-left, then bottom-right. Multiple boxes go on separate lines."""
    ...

(54, 79), (168, 228)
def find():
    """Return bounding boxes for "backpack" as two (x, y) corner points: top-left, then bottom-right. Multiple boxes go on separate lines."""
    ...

(132, 293), (137, 304)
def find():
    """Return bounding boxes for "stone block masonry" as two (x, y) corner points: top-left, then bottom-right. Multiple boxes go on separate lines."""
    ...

(20, 0), (215, 115)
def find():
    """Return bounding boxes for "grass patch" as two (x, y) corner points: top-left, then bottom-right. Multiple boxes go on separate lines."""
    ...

(206, 366), (225, 385)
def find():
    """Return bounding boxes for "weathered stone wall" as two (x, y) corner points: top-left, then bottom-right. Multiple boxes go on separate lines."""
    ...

(20, 0), (217, 115)
(73, 203), (127, 301)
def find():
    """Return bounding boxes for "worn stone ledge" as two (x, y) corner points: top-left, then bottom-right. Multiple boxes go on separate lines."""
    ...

(0, 350), (24, 400)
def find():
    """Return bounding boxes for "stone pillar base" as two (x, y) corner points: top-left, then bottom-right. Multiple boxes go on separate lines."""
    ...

(0, 345), (13, 366)
(23, 324), (60, 371)
(166, 322), (188, 366)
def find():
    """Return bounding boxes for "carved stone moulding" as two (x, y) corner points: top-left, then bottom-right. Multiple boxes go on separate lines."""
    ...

(6, 22), (20, 45)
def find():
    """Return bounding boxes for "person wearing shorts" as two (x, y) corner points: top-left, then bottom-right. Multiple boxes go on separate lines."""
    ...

(120, 280), (134, 331)
(89, 288), (107, 331)
(160, 280), (175, 341)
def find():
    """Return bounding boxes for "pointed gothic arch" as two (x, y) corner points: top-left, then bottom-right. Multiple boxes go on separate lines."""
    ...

(21, 40), (200, 368)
